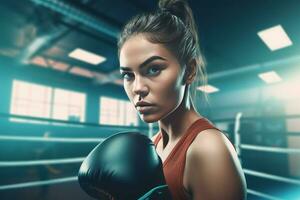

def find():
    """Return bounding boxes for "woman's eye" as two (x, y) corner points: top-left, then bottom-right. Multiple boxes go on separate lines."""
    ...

(121, 72), (134, 80)
(147, 67), (161, 76)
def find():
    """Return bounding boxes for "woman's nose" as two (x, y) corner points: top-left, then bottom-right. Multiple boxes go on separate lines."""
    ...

(133, 76), (149, 97)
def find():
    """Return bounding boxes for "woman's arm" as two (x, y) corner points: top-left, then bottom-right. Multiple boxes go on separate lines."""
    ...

(184, 129), (247, 200)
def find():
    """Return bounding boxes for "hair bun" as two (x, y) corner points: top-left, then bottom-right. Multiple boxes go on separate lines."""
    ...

(158, 0), (198, 45)
(158, 0), (187, 22)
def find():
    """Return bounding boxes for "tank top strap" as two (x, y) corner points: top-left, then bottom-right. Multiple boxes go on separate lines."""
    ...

(153, 132), (162, 147)
(153, 118), (220, 149)
(178, 118), (220, 155)
(153, 118), (221, 200)
(184, 117), (220, 142)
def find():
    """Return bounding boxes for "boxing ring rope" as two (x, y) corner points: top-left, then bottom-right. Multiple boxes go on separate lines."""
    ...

(0, 113), (151, 191)
(0, 176), (77, 190)
(0, 134), (96, 190)
(0, 112), (149, 130)
(0, 112), (299, 200)
(241, 144), (300, 154)
(234, 112), (300, 200)
(0, 133), (103, 167)
(0, 157), (84, 167)
(247, 189), (285, 200)
(0, 135), (103, 143)
(243, 169), (300, 186)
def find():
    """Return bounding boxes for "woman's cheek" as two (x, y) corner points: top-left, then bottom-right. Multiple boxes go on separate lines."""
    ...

(158, 83), (180, 109)
(124, 84), (131, 98)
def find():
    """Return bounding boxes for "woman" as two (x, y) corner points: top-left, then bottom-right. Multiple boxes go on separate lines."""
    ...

(118, 0), (247, 199)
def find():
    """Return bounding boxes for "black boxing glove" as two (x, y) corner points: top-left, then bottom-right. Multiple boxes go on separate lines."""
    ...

(78, 132), (172, 200)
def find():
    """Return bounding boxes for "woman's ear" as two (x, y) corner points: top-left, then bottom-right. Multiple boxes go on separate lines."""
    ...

(183, 59), (197, 84)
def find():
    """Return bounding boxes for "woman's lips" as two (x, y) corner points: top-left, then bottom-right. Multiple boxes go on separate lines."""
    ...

(136, 105), (156, 114)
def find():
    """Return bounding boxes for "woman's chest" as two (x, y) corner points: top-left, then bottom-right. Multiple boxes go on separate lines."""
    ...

(155, 140), (178, 163)
(156, 141), (193, 199)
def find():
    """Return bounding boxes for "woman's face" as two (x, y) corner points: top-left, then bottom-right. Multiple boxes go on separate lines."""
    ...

(119, 34), (186, 123)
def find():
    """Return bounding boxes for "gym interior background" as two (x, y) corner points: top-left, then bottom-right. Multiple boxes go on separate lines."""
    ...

(0, 0), (299, 199)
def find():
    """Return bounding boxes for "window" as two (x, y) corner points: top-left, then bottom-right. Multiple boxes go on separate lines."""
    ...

(10, 80), (52, 121)
(10, 80), (86, 123)
(52, 88), (86, 122)
(99, 97), (138, 126)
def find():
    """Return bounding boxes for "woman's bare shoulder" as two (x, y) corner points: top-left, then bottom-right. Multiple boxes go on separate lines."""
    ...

(186, 128), (240, 171)
(184, 129), (247, 200)
(189, 129), (235, 155)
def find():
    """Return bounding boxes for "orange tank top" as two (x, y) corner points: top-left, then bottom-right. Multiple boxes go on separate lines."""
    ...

(153, 118), (220, 200)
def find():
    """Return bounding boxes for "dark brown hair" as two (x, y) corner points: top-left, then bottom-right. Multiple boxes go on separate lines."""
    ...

(118, 0), (208, 107)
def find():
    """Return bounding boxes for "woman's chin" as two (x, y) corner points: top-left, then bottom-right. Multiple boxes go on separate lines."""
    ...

(139, 114), (159, 123)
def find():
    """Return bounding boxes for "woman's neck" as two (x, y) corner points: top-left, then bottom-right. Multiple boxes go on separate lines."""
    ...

(158, 97), (202, 147)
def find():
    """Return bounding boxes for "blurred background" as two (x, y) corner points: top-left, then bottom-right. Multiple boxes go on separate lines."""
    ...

(0, 0), (299, 199)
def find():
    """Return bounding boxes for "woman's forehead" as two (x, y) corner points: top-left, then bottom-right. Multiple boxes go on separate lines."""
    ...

(119, 35), (173, 68)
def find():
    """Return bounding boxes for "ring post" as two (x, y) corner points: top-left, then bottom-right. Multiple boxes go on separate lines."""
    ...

(234, 112), (243, 163)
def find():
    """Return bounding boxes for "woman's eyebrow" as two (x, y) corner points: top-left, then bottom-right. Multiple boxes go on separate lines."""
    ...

(120, 56), (166, 71)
